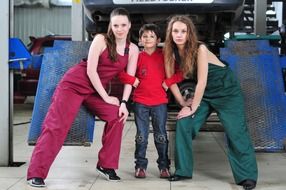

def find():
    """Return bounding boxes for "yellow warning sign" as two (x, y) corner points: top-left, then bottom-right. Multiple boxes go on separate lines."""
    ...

(73, 0), (81, 4)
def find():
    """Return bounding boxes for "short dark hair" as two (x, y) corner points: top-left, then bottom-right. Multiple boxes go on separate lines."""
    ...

(139, 23), (161, 39)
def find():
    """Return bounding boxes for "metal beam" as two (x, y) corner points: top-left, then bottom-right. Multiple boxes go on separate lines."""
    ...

(283, 0), (286, 24)
(0, 0), (10, 166)
(254, 0), (267, 35)
(273, 2), (283, 27)
(72, 0), (84, 41)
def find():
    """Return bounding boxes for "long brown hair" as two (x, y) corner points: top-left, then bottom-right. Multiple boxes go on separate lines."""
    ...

(105, 7), (131, 62)
(164, 15), (199, 78)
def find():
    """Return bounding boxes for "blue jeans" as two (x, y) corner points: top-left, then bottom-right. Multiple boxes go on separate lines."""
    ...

(134, 102), (170, 170)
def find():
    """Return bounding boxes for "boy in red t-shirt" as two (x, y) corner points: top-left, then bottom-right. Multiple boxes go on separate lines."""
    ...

(132, 24), (171, 179)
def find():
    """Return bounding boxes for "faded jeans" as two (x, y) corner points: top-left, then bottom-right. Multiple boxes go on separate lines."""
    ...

(134, 102), (170, 170)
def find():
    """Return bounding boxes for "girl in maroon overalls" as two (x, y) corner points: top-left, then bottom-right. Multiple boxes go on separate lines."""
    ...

(27, 8), (139, 187)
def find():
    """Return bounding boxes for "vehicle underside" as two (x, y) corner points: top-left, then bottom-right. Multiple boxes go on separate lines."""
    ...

(83, 0), (245, 53)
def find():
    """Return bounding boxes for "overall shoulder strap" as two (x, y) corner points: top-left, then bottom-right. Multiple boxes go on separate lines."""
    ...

(173, 46), (181, 65)
(124, 41), (130, 55)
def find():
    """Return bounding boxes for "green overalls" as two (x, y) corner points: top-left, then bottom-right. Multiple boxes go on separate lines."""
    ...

(174, 63), (258, 184)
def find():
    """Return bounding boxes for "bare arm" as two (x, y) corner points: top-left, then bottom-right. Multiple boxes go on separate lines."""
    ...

(165, 58), (188, 106)
(122, 43), (139, 101)
(119, 43), (139, 123)
(177, 45), (208, 119)
(169, 84), (186, 106)
(190, 45), (208, 111)
(86, 34), (119, 105)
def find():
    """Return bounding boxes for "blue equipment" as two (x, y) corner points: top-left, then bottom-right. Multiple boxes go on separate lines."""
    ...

(9, 38), (32, 69)
(221, 40), (286, 152)
(28, 40), (95, 146)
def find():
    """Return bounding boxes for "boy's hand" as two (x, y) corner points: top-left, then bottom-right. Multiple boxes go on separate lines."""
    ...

(180, 98), (193, 107)
(162, 81), (168, 91)
(133, 78), (140, 88)
(185, 98), (193, 106)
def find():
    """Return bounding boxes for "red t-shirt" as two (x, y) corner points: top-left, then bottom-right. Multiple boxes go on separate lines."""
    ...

(132, 49), (168, 106)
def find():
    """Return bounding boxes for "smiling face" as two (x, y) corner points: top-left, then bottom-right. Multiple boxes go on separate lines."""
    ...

(171, 21), (188, 48)
(140, 30), (159, 49)
(110, 15), (131, 40)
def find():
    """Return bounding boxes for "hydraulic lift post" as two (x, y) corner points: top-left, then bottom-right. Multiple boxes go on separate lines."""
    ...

(0, 0), (11, 166)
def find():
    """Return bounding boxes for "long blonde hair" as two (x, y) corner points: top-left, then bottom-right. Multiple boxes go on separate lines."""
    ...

(105, 7), (131, 62)
(164, 15), (199, 78)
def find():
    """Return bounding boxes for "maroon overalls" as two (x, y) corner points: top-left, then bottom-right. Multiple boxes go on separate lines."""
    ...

(27, 44), (130, 180)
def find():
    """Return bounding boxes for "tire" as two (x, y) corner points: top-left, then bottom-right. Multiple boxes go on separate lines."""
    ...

(179, 81), (196, 101)
(167, 81), (196, 110)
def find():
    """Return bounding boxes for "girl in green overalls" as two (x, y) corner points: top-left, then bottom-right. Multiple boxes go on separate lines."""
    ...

(162, 15), (258, 190)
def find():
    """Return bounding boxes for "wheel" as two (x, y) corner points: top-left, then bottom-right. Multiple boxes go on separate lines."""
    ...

(167, 81), (196, 110)
(179, 81), (196, 101)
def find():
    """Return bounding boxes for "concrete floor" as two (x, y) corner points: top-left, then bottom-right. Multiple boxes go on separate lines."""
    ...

(0, 104), (286, 190)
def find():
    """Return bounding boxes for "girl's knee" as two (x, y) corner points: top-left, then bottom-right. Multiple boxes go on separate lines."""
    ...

(177, 118), (192, 131)
(105, 110), (121, 122)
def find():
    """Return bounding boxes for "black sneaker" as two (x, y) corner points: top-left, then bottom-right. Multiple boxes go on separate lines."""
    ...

(238, 179), (257, 190)
(27, 177), (46, 188)
(96, 166), (121, 182)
